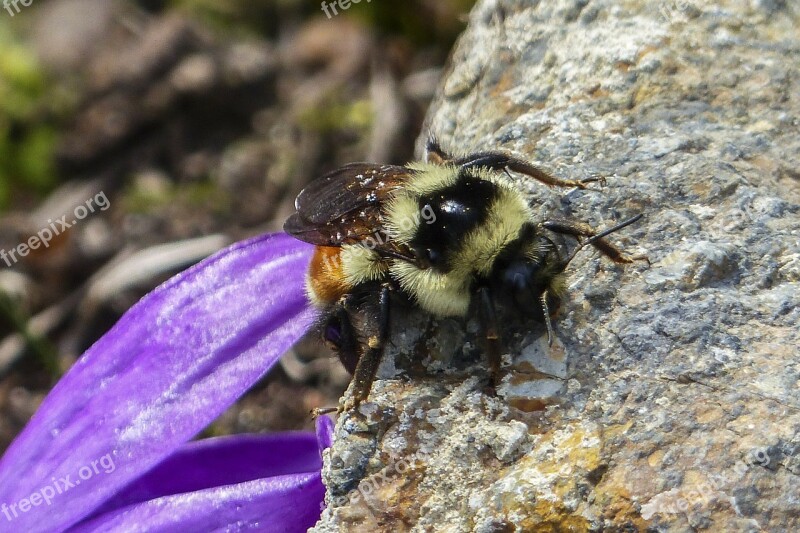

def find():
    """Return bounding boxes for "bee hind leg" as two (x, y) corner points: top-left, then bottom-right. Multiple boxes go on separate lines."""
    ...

(309, 297), (361, 418)
(344, 283), (392, 412)
(322, 295), (361, 374)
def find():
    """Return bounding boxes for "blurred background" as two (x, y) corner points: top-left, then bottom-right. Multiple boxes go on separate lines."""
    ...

(0, 0), (475, 452)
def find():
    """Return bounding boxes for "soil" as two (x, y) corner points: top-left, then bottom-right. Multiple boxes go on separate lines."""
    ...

(0, 0), (471, 452)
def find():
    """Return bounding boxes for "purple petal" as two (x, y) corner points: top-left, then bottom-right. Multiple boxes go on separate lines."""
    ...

(92, 433), (322, 515)
(316, 415), (334, 452)
(0, 233), (317, 532)
(69, 472), (325, 533)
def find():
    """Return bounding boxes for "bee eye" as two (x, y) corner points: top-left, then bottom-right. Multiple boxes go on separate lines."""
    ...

(511, 272), (527, 291)
(501, 262), (538, 295)
(324, 321), (342, 348)
(425, 248), (442, 266)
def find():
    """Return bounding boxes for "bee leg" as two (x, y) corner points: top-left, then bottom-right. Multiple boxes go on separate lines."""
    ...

(454, 151), (602, 189)
(540, 291), (555, 346)
(311, 406), (339, 418)
(345, 283), (391, 411)
(476, 286), (502, 394)
(542, 216), (649, 265)
(310, 298), (361, 417)
(324, 296), (360, 375)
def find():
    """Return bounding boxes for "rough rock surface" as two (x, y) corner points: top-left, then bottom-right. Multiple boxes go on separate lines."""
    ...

(312, 1), (800, 531)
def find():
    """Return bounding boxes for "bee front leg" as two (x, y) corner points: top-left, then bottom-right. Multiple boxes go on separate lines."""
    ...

(346, 283), (392, 411)
(476, 286), (502, 394)
(542, 217), (648, 265)
(455, 151), (602, 189)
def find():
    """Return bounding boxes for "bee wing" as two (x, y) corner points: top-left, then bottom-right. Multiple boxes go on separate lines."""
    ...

(284, 163), (413, 249)
(294, 163), (410, 223)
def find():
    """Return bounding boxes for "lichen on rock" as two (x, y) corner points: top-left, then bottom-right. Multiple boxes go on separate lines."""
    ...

(312, 1), (800, 531)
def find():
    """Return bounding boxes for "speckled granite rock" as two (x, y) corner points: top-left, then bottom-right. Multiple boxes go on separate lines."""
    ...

(311, 1), (800, 531)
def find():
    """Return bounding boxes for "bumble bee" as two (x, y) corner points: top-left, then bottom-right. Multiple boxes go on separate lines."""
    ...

(285, 139), (644, 411)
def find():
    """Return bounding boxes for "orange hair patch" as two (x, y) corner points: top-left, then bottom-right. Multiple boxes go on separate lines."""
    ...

(307, 246), (352, 306)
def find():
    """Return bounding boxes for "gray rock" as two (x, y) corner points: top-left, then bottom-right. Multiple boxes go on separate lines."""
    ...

(312, 0), (800, 531)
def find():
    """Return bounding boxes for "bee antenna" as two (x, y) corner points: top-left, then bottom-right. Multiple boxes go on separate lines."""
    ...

(562, 213), (644, 268)
(584, 213), (643, 246)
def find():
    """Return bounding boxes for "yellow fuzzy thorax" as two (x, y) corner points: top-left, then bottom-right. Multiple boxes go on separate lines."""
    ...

(382, 163), (534, 317)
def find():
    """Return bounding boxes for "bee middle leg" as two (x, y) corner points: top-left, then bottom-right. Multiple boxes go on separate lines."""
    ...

(347, 283), (392, 410)
(476, 286), (502, 394)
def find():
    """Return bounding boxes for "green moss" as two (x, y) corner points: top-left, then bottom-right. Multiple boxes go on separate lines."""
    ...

(298, 98), (373, 134)
(0, 290), (59, 377)
(0, 169), (9, 208)
(347, 0), (476, 46)
(168, 0), (298, 36)
(122, 179), (230, 215)
(15, 127), (58, 191)
(184, 181), (231, 211)
(170, 0), (238, 29)
(121, 185), (165, 214)
(0, 55), (42, 118)
(0, 22), (62, 210)
(167, 0), (476, 45)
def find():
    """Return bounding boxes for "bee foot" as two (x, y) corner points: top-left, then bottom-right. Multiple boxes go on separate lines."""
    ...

(577, 176), (607, 188)
(311, 406), (340, 419)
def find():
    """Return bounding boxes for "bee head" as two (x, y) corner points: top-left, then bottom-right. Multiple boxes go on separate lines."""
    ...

(487, 225), (565, 316)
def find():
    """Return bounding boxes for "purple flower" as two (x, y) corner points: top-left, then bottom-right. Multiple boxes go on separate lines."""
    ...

(0, 233), (332, 532)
